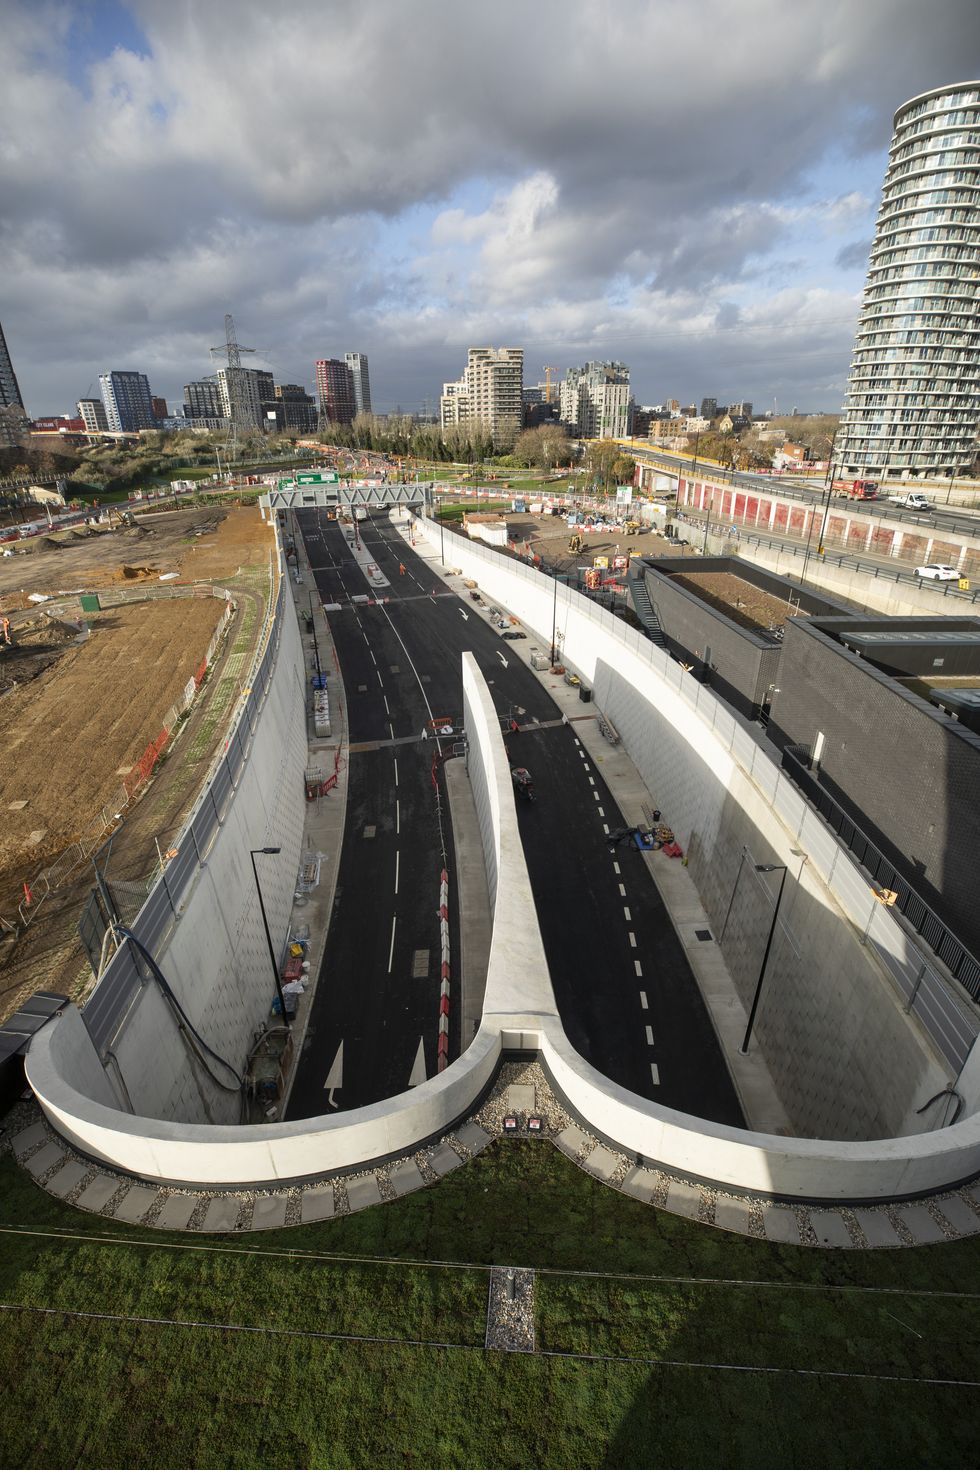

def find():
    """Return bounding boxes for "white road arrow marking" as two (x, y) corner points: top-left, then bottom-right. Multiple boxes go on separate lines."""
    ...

(409, 1037), (427, 1087)
(458, 609), (469, 621)
(496, 652), (509, 667)
(323, 1040), (344, 1108)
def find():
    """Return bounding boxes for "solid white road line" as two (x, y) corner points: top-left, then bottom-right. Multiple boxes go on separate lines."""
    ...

(650, 1063), (661, 1085)
(645, 1025), (654, 1046)
(639, 990), (649, 1009)
(388, 916), (397, 972)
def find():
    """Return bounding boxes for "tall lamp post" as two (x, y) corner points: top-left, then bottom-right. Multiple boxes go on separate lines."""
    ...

(739, 863), (788, 1054)
(249, 846), (290, 1027)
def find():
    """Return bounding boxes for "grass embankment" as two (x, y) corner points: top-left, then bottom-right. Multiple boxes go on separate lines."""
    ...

(1, 1144), (979, 1468)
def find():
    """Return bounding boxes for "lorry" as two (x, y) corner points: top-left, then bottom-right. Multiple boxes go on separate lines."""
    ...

(887, 492), (932, 511)
(835, 479), (879, 500)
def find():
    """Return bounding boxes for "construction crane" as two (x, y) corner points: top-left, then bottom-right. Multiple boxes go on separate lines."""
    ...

(210, 313), (256, 460)
(542, 366), (559, 405)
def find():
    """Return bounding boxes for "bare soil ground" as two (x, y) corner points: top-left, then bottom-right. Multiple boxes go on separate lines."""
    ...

(667, 570), (809, 633)
(0, 504), (275, 1023)
(507, 514), (689, 572)
(0, 599), (224, 901)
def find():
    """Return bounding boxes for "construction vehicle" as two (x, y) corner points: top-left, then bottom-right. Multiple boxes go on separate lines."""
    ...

(568, 533), (583, 553)
(834, 479), (879, 500)
(624, 519), (641, 536)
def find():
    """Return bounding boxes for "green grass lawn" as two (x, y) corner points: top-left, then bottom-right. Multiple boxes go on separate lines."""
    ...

(1, 1143), (979, 1468)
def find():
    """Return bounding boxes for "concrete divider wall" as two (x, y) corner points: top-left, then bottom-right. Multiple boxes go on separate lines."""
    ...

(416, 516), (971, 1138)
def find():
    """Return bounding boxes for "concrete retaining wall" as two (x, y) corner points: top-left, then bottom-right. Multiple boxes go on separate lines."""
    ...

(25, 529), (980, 1200)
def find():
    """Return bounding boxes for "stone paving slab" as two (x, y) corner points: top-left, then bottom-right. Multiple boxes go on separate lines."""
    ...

(200, 1196), (241, 1233)
(347, 1175), (382, 1212)
(583, 1146), (620, 1182)
(763, 1208), (801, 1245)
(389, 1160), (425, 1197)
(157, 1195), (198, 1231)
(77, 1174), (121, 1213)
(249, 1196), (289, 1231)
(554, 1126), (589, 1160)
(24, 1142), (66, 1179)
(455, 1122), (492, 1155)
(852, 1209), (902, 1248)
(713, 1197), (752, 1235)
(935, 1195), (980, 1236)
(665, 1180), (702, 1221)
(428, 1143), (463, 1178)
(11, 1121), (47, 1156)
(900, 1205), (947, 1245)
(506, 1084), (535, 1112)
(46, 1161), (90, 1199)
(112, 1186), (158, 1225)
(808, 1211), (853, 1249)
(301, 1186), (335, 1223)
(620, 1167), (658, 1203)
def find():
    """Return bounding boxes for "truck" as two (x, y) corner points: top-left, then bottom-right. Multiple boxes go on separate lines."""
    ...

(835, 479), (879, 500)
(887, 492), (932, 511)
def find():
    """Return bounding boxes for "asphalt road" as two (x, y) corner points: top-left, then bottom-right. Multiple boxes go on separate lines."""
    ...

(287, 510), (743, 1129)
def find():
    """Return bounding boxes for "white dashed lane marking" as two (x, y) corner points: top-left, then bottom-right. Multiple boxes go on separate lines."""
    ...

(645, 1025), (654, 1046)
(639, 990), (649, 1010)
(634, 960), (643, 976)
(628, 932), (637, 948)
(623, 907), (632, 921)
(650, 1064), (661, 1085)
(597, 806), (604, 817)
(618, 884), (626, 897)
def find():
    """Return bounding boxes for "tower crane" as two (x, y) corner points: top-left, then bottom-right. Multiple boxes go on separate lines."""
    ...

(542, 366), (559, 404)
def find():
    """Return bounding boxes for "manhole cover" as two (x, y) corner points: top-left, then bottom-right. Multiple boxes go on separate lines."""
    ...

(390, 666), (400, 675)
(695, 929), (713, 942)
(357, 684), (367, 693)
(363, 825), (376, 839)
(412, 949), (430, 978)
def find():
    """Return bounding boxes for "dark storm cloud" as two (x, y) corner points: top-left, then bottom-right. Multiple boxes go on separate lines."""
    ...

(1, 0), (977, 411)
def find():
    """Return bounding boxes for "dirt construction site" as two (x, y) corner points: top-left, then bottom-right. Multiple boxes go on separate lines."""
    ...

(0, 506), (275, 1024)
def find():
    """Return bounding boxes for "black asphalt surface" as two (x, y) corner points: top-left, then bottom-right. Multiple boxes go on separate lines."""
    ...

(287, 510), (744, 1129)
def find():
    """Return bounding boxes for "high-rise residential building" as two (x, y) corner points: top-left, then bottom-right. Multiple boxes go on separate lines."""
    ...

(274, 384), (317, 433)
(559, 361), (631, 439)
(151, 395), (168, 420)
(727, 401), (753, 419)
(183, 379), (224, 421)
(99, 371), (156, 432)
(215, 366), (266, 427)
(440, 347), (523, 445)
(77, 398), (109, 433)
(345, 353), (372, 416)
(837, 81), (980, 480)
(315, 359), (356, 424)
(700, 397), (718, 419)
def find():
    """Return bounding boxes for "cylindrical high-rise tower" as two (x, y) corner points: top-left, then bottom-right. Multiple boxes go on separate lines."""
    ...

(836, 82), (980, 481)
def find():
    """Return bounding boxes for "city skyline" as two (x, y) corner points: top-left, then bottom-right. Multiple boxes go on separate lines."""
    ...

(1, 1), (977, 418)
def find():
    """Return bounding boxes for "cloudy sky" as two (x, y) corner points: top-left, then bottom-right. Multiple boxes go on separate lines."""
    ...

(2, 0), (977, 418)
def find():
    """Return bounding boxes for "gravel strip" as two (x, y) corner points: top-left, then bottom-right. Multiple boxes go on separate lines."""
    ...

(486, 1267), (535, 1353)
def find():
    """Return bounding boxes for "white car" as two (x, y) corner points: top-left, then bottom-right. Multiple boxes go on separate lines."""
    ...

(914, 564), (959, 581)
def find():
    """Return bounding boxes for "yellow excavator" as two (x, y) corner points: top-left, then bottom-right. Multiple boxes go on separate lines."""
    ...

(624, 520), (640, 536)
(568, 533), (583, 553)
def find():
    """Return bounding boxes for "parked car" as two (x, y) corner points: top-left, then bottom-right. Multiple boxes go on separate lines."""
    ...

(501, 630), (527, 640)
(914, 564), (959, 581)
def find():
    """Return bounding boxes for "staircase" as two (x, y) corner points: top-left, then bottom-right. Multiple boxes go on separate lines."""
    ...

(627, 569), (667, 647)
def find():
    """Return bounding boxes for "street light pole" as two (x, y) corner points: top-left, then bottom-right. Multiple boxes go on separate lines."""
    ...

(249, 847), (290, 1027)
(701, 491), (714, 554)
(550, 571), (559, 664)
(739, 864), (788, 1054)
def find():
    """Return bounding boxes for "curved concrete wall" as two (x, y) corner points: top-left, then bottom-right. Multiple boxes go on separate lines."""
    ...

(25, 540), (980, 1199)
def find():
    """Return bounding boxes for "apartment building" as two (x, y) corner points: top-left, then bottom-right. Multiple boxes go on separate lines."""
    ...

(440, 347), (523, 445)
(559, 361), (631, 439)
